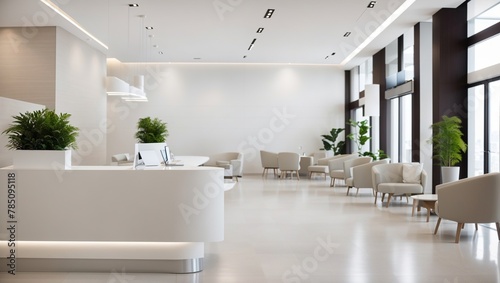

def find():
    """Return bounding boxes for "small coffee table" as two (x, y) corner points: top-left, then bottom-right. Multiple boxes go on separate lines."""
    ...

(411, 194), (438, 222)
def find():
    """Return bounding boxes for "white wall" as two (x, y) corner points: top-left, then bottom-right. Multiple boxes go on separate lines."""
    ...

(55, 27), (107, 166)
(0, 97), (45, 167)
(107, 63), (345, 174)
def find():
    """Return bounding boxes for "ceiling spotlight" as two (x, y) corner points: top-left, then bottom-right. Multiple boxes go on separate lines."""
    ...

(243, 55), (247, 58)
(145, 26), (153, 30)
(264, 9), (275, 18)
(128, 3), (139, 7)
(344, 32), (351, 37)
(325, 56), (329, 59)
(331, 52), (336, 56)
(257, 27), (264, 33)
(367, 1), (376, 8)
(153, 44), (159, 48)
(159, 51), (163, 55)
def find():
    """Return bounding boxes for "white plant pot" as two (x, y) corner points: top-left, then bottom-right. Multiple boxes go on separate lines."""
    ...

(13, 150), (72, 169)
(441, 166), (460, 184)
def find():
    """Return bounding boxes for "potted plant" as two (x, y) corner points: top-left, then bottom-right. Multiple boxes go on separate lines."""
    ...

(429, 115), (467, 183)
(2, 108), (79, 169)
(133, 117), (168, 166)
(320, 128), (346, 156)
(347, 119), (387, 160)
(135, 117), (168, 143)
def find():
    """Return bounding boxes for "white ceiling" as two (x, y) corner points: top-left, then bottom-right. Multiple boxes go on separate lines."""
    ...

(1, 0), (464, 69)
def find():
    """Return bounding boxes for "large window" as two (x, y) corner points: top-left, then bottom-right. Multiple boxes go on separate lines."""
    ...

(489, 81), (500, 172)
(389, 95), (412, 163)
(468, 85), (485, 176)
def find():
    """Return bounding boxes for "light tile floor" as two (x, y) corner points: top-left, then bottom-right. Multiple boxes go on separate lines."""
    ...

(1, 174), (499, 283)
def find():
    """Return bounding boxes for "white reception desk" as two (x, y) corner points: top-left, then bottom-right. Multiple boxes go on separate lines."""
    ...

(0, 161), (224, 273)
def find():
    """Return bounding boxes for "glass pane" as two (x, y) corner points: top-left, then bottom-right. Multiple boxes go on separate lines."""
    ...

(390, 98), (399, 163)
(401, 95), (412, 163)
(468, 85), (485, 176)
(350, 67), (359, 102)
(489, 81), (500, 172)
(468, 1), (500, 36)
(468, 33), (500, 72)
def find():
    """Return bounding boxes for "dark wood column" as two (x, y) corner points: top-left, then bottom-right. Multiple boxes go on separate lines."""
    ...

(344, 70), (352, 153)
(412, 23), (422, 162)
(432, 2), (468, 192)
(373, 49), (389, 154)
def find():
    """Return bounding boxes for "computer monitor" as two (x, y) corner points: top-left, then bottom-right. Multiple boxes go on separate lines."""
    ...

(133, 142), (167, 168)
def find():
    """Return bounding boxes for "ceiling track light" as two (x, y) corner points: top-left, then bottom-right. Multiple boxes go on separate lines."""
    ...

(145, 26), (153, 30)
(344, 32), (351, 37)
(257, 27), (264, 33)
(325, 56), (329, 59)
(331, 52), (336, 56)
(367, 1), (376, 8)
(264, 9), (275, 18)
(128, 3), (139, 7)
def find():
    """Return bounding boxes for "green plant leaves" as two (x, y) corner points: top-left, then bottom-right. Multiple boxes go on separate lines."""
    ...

(321, 128), (345, 155)
(2, 109), (79, 150)
(429, 115), (467, 166)
(135, 117), (168, 143)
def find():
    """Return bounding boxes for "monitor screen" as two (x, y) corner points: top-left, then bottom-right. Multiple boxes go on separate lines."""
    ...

(133, 142), (167, 168)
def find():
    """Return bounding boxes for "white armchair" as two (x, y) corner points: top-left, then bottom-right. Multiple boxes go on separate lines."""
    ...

(111, 153), (133, 165)
(345, 158), (389, 196)
(371, 163), (427, 207)
(278, 152), (301, 180)
(328, 154), (358, 187)
(260, 150), (279, 177)
(433, 172), (500, 243)
(205, 152), (244, 181)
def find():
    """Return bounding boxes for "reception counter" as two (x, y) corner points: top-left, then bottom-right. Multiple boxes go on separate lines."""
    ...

(0, 164), (224, 273)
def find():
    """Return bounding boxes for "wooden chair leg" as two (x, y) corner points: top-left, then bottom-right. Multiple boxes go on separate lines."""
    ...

(296, 170), (300, 180)
(386, 194), (393, 208)
(381, 193), (386, 202)
(434, 218), (442, 235)
(374, 192), (378, 204)
(455, 223), (463, 243)
(475, 223), (478, 230)
(346, 187), (351, 196)
(330, 178), (335, 187)
(355, 188), (359, 197)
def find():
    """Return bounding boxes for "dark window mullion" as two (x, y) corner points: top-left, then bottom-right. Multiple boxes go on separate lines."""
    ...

(485, 83), (490, 173)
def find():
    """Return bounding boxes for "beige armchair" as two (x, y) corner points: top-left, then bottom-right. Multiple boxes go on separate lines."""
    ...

(433, 172), (500, 243)
(278, 152), (301, 180)
(371, 163), (427, 207)
(328, 154), (359, 187)
(111, 153), (133, 165)
(205, 152), (244, 181)
(308, 155), (340, 179)
(346, 158), (389, 196)
(260, 150), (279, 177)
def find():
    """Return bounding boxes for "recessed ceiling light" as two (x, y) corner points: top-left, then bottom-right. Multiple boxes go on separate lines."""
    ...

(264, 9), (275, 18)
(153, 44), (159, 48)
(194, 58), (201, 60)
(243, 55), (247, 58)
(145, 26), (153, 30)
(367, 1), (376, 8)
(248, 38), (257, 50)
(128, 3), (139, 7)
(256, 27), (264, 33)
(325, 56), (329, 59)
(331, 52), (336, 56)
(159, 51), (163, 55)
(344, 32), (351, 37)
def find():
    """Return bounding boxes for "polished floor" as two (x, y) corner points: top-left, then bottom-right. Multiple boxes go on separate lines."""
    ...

(2, 174), (499, 283)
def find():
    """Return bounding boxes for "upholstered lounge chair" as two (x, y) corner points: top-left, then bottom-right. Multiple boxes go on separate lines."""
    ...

(260, 150), (279, 177)
(371, 163), (427, 207)
(345, 158), (389, 196)
(433, 172), (500, 243)
(205, 152), (244, 181)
